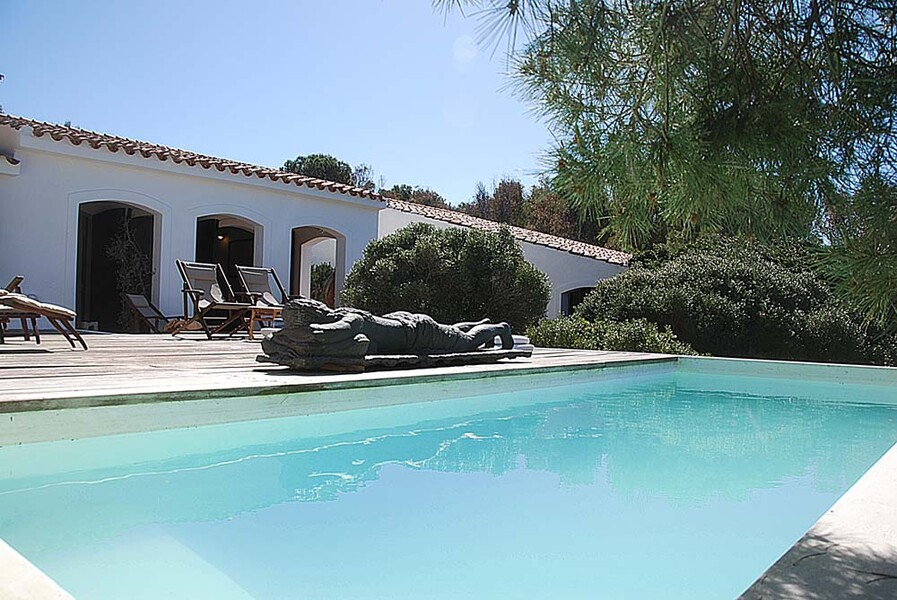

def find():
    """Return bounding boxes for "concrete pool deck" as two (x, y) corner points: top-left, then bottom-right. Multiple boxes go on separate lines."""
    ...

(1, 332), (895, 599)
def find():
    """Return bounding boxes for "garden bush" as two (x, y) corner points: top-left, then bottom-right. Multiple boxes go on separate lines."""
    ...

(527, 316), (698, 355)
(342, 223), (550, 331)
(575, 237), (896, 365)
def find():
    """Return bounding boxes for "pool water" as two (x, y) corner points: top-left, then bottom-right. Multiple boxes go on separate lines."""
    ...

(1, 367), (896, 598)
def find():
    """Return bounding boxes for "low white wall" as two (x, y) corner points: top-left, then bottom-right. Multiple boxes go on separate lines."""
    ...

(379, 208), (626, 318)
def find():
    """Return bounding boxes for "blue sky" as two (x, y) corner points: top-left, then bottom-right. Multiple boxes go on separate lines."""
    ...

(0, 1), (553, 205)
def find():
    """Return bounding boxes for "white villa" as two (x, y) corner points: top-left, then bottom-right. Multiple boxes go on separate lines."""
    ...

(0, 114), (629, 331)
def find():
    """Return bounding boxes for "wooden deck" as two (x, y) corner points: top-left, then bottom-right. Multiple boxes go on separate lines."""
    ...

(0, 332), (674, 410)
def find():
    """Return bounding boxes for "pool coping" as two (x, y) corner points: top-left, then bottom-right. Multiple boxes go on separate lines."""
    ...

(0, 353), (677, 414)
(1, 353), (895, 599)
(0, 540), (73, 600)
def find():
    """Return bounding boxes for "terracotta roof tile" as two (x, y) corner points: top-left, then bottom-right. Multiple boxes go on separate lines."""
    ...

(1, 114), (629, 264)
(0, 114), (383, 201)
(385, 198), (631, 266)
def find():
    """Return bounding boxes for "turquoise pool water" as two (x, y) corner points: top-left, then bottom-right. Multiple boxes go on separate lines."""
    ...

(1, 365), (896, 599)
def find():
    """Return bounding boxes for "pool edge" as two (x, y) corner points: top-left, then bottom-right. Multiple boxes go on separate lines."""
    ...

(0, 539), (74, 600)
(0, 353), (678, 414)
(738, 439), (897, 599)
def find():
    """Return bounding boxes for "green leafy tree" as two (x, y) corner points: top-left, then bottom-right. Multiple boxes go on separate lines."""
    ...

(409, 188), (450, 208)
(382, 183), (414, 201)
(458, 179), (525, 224)
(456, 178), (604, 244)
(522, 182), (603, 243)
(382, 184), (450, 208)
(283, 154), (354, 185)
(436, 1), (897, 252)
(458, 182), (492, 218)
(488, 178), (525, 224)
(343, 223), (550, 331)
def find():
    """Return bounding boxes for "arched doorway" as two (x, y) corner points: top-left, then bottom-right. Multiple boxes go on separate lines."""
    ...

(290, 226), (346, 307)
(195, 215), (262, 285)
(76, 201), (157, 332)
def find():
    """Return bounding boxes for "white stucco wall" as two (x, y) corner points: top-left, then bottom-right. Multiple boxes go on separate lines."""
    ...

(0, 132), (382, 319)
(379, 208), (626, 318)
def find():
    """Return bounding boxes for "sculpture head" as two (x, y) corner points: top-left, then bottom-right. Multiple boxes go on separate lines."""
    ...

(283, 298), (340, 329)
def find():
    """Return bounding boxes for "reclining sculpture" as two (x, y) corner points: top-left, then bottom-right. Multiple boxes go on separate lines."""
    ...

(259, 298), (527, 372)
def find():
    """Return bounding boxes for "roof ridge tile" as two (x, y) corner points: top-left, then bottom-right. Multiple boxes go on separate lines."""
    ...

(385, 197), (630, 266)
(0, 113), (382, 202)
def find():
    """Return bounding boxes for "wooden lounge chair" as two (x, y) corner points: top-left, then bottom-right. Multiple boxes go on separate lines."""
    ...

(173, 260), (252, 339)
(234, 265), (299, 307)
(0, 275), (40, 345)
(121, 292), (174, 333)
(234, 265), (302, 339)
(0, 289), (88, 350)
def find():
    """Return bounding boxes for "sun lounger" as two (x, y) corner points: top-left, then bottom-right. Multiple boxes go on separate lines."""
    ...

(0, 289), (88, 349)
(121, 293), (175, 333)
(0, 275), (40, 344)
(234, 265), (300, 339)
(173, 260), (252, 339)
(234, 265), (298, 306)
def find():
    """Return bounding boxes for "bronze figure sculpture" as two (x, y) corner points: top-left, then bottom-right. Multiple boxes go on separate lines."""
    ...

(259, 298), (529, 372)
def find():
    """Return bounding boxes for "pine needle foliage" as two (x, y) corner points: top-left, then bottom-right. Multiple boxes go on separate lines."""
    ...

(435, 0), (897, 251)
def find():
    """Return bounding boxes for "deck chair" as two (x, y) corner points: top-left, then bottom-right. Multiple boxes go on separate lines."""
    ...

(234, 265), (296, 339)
(121, 293), (174, 333)
(0, 289), (88, 350)
(0, 275), (40, 344)
(173, 260), (251, 339)
(234, 265), (298, 306)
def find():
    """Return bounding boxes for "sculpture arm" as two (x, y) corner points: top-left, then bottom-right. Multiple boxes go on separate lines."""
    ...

(312, 313), (363, 333)
(452, 319), (489, 332)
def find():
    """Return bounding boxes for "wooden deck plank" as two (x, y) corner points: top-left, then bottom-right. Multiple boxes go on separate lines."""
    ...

(0, 332), (675, 409)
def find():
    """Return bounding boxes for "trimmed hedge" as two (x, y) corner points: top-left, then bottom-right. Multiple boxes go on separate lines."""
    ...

(343, 223), (550, 332)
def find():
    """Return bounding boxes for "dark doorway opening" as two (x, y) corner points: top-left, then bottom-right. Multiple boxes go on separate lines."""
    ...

(76, 202), (155, 332)
(195, 216), (256, 285)
(561, 287), (594, 316)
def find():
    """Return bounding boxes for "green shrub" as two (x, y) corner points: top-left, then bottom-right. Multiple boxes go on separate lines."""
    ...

(527, 316), (698, 355)
(576, 237), (895, 365)
(310, 262), (335, 304)
(596, 318), (699, 355)
(527, 316), (599, 349)
(343, 223), (550, 332)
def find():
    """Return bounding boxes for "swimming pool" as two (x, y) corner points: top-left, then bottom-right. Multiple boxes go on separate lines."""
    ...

(1, 360), (895, 598)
